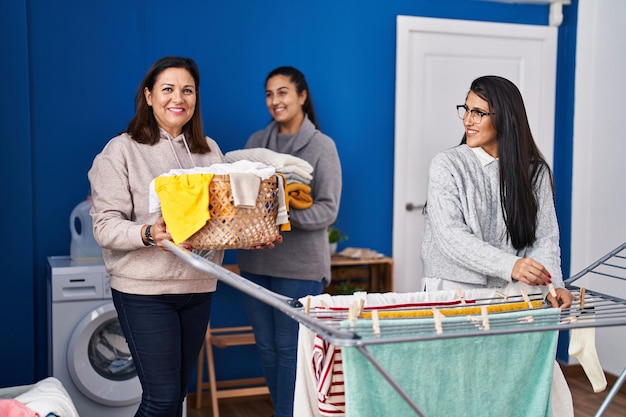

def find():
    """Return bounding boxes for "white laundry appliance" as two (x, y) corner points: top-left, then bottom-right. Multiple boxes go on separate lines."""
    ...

(48, 256), (142, 416)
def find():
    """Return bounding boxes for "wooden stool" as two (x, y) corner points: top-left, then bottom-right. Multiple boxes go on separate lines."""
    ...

(195, 324), (269, 416)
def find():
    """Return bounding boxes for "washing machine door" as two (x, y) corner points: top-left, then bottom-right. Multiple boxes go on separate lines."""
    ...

(67, 303), (141, 406)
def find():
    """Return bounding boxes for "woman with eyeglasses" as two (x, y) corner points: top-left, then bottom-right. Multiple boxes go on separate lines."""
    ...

(421, 75), (575, 416)
(422, 75), (572, 308)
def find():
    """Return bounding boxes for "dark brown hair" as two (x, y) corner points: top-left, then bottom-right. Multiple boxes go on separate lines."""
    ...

(266, 66), (320, 130)
(125, 56), (210, 153)
(461, 75), (554, 250)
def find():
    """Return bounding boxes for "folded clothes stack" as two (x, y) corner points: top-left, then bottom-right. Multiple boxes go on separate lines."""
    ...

(226, 148), (315, 210)
(225, 148), (313, 184)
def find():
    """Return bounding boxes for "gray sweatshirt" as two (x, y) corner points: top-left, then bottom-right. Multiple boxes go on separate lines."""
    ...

(236, 116), (342, 282)
(421, 145), (564, 289)
(88, 131), (225, 295)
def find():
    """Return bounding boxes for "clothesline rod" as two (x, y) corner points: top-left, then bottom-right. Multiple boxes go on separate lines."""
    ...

(354, 345), (428, 417)
(583, 270), (626, 281)
(314, 317), (626, 347)
(568, 286), (626, 306)
(599, 260), (626, 271)
(162, 240), (360, 342)
(566, 242), (626, 284)
(595, 366), (626, 417)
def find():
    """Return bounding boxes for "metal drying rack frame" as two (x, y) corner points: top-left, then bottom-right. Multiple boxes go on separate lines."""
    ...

(164, 240), (626, 417)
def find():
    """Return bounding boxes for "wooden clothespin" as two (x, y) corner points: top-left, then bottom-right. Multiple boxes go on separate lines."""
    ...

(481, 306), (490, 331)
(548, 283), (557, 298)
(455, 286), (467, 305)
(319, 299), (329, 310)
(432, 307), (445, 335)
(305, 296), (311, 315)
(357, 298), (366, 318)
(579, 287), (586, 309)
(372, 310), (380, 337)
(495, 291), (509, 301)
(348, 301), (357, 330)
(521, 289), (534, 309)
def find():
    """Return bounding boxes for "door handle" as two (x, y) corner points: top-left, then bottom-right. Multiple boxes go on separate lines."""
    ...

(405, 202), (425, 211)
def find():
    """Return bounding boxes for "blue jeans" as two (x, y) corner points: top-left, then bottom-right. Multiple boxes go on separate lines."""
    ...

(112, 289), (213, 417)
(240, 272), (324, 417)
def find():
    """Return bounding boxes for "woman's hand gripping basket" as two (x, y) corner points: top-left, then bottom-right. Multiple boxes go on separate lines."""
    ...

(187, 174), (280, 250)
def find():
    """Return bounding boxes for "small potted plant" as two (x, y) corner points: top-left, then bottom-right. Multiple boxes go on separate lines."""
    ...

(328, 223), (348, 255)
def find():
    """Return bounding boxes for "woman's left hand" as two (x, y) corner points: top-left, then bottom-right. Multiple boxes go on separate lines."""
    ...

(546, 287), (573, 309)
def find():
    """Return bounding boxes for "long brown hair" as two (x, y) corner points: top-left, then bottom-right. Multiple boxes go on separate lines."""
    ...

(125, 56), (210, 153)
(461, 75), (554, 250)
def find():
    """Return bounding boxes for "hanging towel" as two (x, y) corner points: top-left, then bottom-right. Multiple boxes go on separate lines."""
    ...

(294, 290), (499, 417)
(340, 308), (561, 417)
(154, 173), (214, 243)
(312, 335), (345, 416)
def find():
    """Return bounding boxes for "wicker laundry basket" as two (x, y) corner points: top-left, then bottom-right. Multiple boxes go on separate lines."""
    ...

(187, 174), (280, 250)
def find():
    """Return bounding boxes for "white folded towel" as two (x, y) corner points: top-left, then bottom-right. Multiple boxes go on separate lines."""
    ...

(225, 148), (314, 182)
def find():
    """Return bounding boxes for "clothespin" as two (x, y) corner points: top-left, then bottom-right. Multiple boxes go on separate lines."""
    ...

(305, 296), (311, 315)
(548, 283), (557, 298)
(372, 310), (380, 337)
(455, 286), (466, 305)
(521, 289), (533, 309)
(319, 299), (329, 310)
(348, 302), (356, 330)
(432, 307), (444, 335)
(357, 298), (366, 318)
(481, 306), (490, 331)
(495, 291), (509, 301)
(579, 287), (586, 309)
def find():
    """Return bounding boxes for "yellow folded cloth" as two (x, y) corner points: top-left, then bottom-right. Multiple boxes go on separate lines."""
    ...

(361, 300), (543, 319)
(154, 173), (214, 244)
(286, 182), (313, 210)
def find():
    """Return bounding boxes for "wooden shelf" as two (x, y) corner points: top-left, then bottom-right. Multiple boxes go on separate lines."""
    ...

(327, 255), (394, 295)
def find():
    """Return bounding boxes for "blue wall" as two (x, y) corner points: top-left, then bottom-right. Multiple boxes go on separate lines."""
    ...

(0, 0), (577, 387)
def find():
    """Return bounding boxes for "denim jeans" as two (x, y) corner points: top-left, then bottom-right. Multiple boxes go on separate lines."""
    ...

(112, 289), (213, 417)
(239, 272), (324, 417)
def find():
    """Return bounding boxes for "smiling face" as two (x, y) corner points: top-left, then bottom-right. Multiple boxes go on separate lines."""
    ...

(144, 67), (197, 137)
(463, 91), (498, 157)
(265, 74), (307, 134)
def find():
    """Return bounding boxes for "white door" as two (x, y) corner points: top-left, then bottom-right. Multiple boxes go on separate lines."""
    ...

(392, 16), (557, 292)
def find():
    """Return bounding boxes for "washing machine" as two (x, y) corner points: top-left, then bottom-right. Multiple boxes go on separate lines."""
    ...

(48, 256), (142, 416)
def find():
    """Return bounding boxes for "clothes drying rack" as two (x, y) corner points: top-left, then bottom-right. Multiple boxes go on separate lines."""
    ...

(164, 240), (626, 417)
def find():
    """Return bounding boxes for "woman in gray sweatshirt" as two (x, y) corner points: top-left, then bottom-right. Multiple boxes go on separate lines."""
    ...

(237, 66), (342, 417)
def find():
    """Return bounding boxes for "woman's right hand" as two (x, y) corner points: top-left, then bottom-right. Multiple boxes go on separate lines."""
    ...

(511, 257), (552, 286)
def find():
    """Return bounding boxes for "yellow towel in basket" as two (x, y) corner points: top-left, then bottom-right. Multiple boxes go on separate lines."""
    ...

(154, 173), (214, 244)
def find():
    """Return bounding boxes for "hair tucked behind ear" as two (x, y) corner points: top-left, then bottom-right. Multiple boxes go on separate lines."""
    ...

(465, 76), (554, 250)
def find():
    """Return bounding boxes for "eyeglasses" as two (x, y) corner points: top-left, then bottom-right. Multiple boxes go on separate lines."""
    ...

(456, 105), (495, 124)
